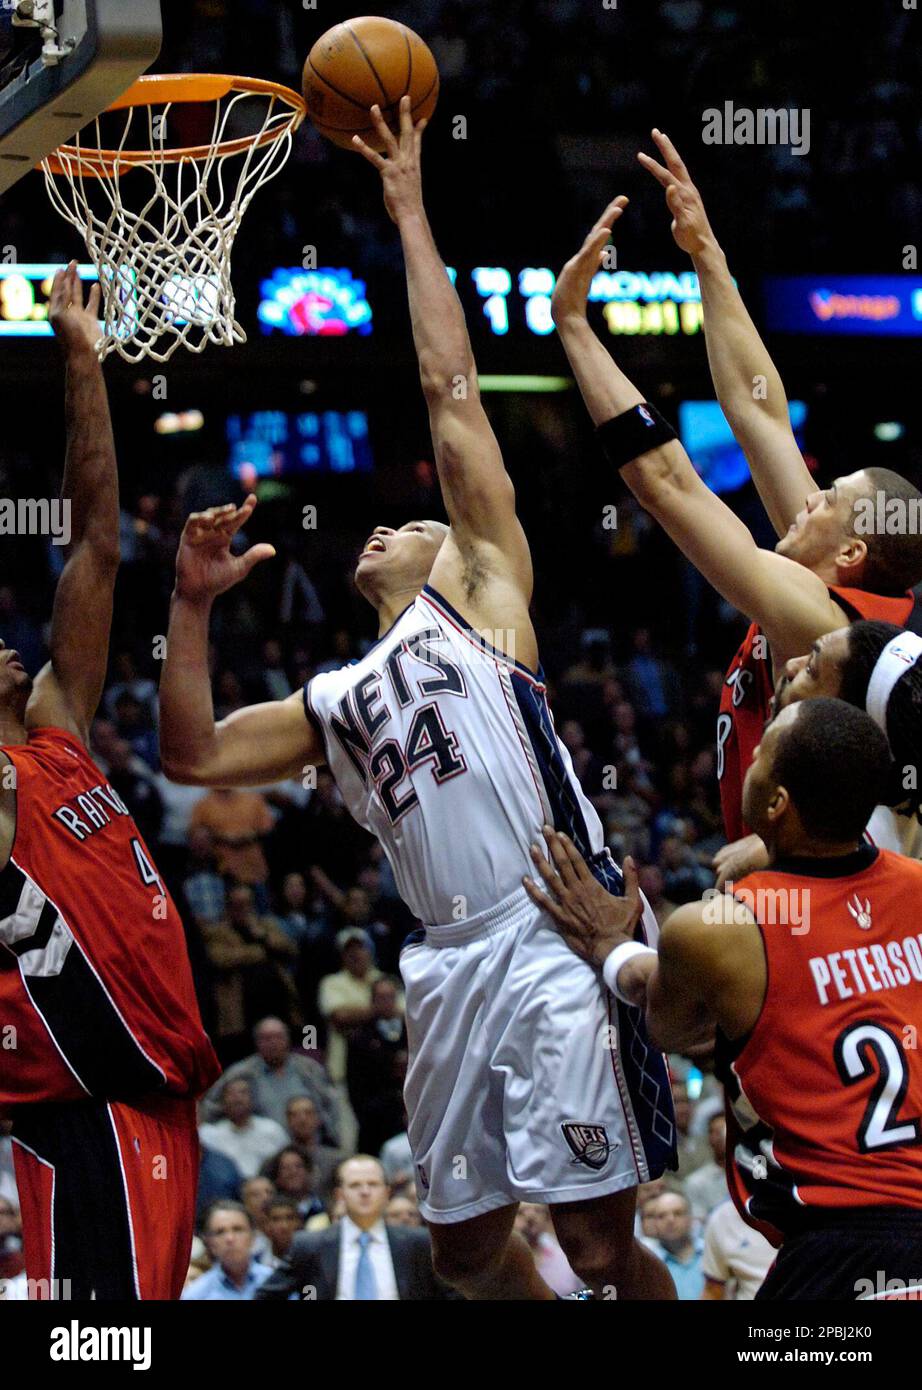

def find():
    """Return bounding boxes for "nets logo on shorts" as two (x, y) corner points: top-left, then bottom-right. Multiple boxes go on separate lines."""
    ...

(561, 1123), (612, 1171)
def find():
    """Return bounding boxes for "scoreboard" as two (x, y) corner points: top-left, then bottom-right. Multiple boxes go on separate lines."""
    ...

(0, 263), (96, 334)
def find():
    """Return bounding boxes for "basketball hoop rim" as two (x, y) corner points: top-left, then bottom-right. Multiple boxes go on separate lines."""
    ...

(41, 73), (307, 177)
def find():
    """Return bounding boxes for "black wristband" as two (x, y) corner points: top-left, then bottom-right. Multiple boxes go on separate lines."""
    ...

(596, 403), (677, 469)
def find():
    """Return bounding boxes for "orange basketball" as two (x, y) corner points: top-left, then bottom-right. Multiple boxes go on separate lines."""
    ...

(303, 16), (439, 152)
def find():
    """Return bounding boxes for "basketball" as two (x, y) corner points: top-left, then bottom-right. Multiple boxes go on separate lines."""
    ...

(303, 16), (439, 152)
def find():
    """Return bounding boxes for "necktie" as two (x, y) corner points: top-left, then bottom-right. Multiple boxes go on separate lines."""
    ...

(354, 1231), (379, 1300)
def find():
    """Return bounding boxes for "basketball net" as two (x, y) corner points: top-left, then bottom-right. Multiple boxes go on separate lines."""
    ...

(42, 76), (306, 364)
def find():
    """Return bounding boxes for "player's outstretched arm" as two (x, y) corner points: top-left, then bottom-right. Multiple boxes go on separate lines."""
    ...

(638, 130), (814, 539)
(552, 211), (842, 660)
(27, 265), (117, 742)
(353, 99), (532, 603)
(160, 499), (324, 787)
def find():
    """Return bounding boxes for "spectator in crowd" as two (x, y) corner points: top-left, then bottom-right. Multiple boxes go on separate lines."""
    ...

(240, 1175), (276, 1264)
(104, 649), (158, 724)
(262, 1147), (325, 1221)
(285, 1096), (344, 1200)
(0, 585), (44, 674)
(197, 886), (302, 1059)
(701, 1199), (776, 1301)
(685, 1112), (729, 1221)
(257, 1156), (451, 1301)
(275, 871), (315, 945)
(346, 976), (408, 1155)
(182, 824), (226, 927)
(385, 1194), (422, 1228)
(223, 884), (302, 1031)
(624, 626), (679, 724)
(196, 1145), (245, 1225)
(199, 1077), (289, 1178)
(263, 1196), (305, 1269)
(646, 1192), (705, 1300)
(318, 928), (382, 1148)
(379, 1125), (414, 1189)
(201, 1017), (340, 1143)
(513, 1203), (584, 1297)
(189, 785), (275, 893)
(0, 1195), (23, 1281)
(659, 835), (713, 905)
(672, 1080), (712, 1179)
(104, 736), (163, 846)
(112, 690), (160, 770)
(181, 1201), (271, 1301)
(636, 863), (677, 929)
(0, 1122), (17, 1206)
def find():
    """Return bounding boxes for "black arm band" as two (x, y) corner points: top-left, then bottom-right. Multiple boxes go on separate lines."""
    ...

(596, 403), (677, 469)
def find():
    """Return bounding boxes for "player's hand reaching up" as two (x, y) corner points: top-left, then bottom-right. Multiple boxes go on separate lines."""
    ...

(175, 495), (276, 605)
(352, 95), (427, 225)
(48, 260), (102, 356)
(551, 196), (628, 327)
(523, 827), (643, 967)
(637, 129), (716, 259)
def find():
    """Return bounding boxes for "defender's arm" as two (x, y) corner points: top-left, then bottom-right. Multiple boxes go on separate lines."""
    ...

(638, 130), (815, 538)
(552, 213), (842, 657)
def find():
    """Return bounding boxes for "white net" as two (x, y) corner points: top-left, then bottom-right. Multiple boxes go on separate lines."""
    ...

(42, 81), (304, 364)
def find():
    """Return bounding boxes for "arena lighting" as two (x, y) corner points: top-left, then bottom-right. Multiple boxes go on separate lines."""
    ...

(765, 275), (922, 336)
(450, 265), (704, 338)
(874, 422), (905, 442)
(154, 410), (205, 436)
(0, 262), (95, 334)
(478, 376), (572, 392)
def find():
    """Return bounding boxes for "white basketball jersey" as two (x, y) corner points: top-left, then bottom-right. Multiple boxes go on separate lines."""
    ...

(305, 585), (609, 925)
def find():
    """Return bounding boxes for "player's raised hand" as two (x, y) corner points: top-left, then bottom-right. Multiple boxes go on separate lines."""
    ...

(48, 261), (102, 356)
(523, 828), (643, 968)
(637, 129), (715, 258)
(551, 196), (628, 327)
(174, 495), (276, 604)
(352, 95), (428, 225)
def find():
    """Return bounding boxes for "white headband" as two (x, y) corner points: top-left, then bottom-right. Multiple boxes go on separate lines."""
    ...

(865, 632), (922, 732)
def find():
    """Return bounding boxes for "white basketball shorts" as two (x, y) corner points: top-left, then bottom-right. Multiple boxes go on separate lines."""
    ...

(400, 873), (677, 1225)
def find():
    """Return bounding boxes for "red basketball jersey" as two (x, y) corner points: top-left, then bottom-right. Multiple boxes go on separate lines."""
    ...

(717, 586), (916, 841)
(718, 846), (922, 1245)
(0, 727), (220, 1107)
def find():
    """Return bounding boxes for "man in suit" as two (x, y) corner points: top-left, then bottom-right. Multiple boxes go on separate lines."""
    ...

(256, 1155), (451, 1300)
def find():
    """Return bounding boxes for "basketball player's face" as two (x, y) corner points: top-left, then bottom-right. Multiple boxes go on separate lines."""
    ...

(775, 473), (864, 573)
(741, 704), (799, 838)
(0, 641), (32, 711)
(772, 628), (849, 713)
(354, 520), (448, 604)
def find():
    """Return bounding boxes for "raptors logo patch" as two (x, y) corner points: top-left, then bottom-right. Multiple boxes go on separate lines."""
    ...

(561, 1123), (612, 1171)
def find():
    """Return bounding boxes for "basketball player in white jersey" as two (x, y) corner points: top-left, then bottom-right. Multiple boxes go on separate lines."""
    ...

(159, 99), (676, 1300)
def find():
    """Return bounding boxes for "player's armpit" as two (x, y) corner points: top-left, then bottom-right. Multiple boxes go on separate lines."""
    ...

(621, 445), (841, 655)
(162, 690), (324, 789)
(26, 661), (86, 743)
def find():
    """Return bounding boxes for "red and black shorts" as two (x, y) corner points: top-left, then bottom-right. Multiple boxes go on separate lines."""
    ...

(758, 1207), (922, 1301)
(10, 1092), (199, 1300)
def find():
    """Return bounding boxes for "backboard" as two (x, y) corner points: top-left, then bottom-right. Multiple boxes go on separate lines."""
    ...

(0, 0), (161, 196)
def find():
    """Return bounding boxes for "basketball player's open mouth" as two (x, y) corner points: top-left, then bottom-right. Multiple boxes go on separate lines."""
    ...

(362, 537), (388, 556)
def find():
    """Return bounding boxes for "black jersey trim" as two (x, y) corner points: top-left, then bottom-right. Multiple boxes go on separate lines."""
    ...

(769, 844), (878, 879)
